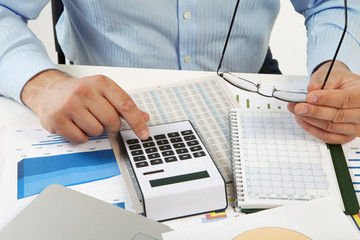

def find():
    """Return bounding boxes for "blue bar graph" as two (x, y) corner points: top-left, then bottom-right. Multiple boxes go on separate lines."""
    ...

(32, 132), (108, 146)
(18, 149), (120, 199)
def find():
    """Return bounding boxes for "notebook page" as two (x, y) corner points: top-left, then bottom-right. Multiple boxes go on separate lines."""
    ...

(226, 74), (343, 209)
(230, 109), (342, 209)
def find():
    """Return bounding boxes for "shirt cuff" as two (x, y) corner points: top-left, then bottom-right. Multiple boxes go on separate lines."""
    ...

(0, 51), (59, 104)
(307, 44), (360, 76)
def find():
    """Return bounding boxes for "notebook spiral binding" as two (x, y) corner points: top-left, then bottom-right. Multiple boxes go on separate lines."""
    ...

(229, 110), (244, 208)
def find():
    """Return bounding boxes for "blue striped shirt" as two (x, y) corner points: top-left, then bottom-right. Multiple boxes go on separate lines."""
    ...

(0, 0), (359, 103)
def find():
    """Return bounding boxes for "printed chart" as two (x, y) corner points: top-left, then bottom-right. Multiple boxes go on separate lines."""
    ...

(0, 126), (133, 228)
(342, 137), (360, 229)
(343, 137), (360, 196)
(17, 149), (120, 199)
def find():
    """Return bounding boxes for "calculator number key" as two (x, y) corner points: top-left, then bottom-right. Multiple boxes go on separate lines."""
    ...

(179, 154), (192, 160)
(193, 151), (206, 158)
(145, 147), (157, 154)
(136, 161), (149, 168)
(165, 156), (177, 163)
(131, 150), (144, 156)
(187, 140), (199, 147)
(190, 146), (202, 152)
(181, 130), (193, 135)
(133, 156), (146, 162)
(150, 159), (163, 165)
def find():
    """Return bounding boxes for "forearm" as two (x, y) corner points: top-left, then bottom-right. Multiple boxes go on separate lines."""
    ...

(21, 69), (72, 112)
(0, 2), (58, 103)
(291, 0), (360, 76)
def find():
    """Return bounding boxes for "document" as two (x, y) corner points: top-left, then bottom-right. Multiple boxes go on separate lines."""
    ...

(123, 76), (240, 183)
(0, 126), (133, 229)
(162, 197), (360, 240)
(342, 136), (360, 201)
(223, 74), (358, 215)
(229, 108), (345, 211)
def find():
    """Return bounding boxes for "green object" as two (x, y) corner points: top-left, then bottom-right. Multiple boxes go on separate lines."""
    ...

(328, 144), (359, 215)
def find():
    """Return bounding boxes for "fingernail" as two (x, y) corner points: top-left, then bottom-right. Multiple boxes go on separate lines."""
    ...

(297, 106), (307, 114)
(308, 95), (318, 103)
(140, 129), (149, 140)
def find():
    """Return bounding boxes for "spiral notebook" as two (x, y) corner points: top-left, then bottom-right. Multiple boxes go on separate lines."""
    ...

(229, 108), (359, 214)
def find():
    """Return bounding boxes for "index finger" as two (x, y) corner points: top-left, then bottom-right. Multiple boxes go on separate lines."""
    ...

(306, 88), (360, 109)
(101, 78), (149, 139)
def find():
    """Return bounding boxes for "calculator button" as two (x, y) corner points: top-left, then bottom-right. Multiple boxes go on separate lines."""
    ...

(133, 156), (146, 162)
(129, 144), (141, 150)
(150, 159), (163, 165)
(156, 139), (169, 145)
(181, 130), (193, 135)
(176, 148), (189, 154)
(143, 142), (155, 148)
(184, 135), (196, 141)
(159, 145), (172, 151)
(162, 150), (175, 157)
(154, 134), (166, 140)
(131, 150), (144, 156)
(141, 136), (153, 142)
(148, 153), (161, 159)
(193, 151), (206, 158)
(168, 132), (180, 138)
(127, 139), (139, 144)
(165, 156), (177, 162)
(135, 161), (149, 168)
(190, 146), (202, 152)
(145, 147), (157, 154)
(186, 140), (199, 146)
(170, 137), (183, 143)
(179, 154), (192, 160)
(173, 143), (186, 148)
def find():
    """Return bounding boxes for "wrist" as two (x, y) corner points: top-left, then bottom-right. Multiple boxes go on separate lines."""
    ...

(312, 60), (349, 75)
(21, 69), (72, 111)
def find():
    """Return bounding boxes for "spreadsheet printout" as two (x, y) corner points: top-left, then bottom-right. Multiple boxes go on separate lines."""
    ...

(121, 76), (240, 183)
(236, 110), (339, 201)
(225, 74), (344, 209)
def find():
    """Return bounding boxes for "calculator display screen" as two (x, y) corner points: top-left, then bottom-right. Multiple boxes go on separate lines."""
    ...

(149, 171), (210, 187)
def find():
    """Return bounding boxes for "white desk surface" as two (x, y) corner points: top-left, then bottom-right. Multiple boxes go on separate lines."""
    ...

(1, 65), (359, 233)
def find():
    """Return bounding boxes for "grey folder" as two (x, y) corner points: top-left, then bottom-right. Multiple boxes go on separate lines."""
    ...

(0, 184), (172, 240)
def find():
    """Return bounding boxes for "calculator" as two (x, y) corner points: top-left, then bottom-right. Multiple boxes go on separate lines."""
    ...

(118, 120), (227, 221)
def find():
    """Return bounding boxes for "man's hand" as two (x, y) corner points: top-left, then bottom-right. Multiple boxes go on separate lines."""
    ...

(21, 69), (150, 143)
(288, 61), (360, 144)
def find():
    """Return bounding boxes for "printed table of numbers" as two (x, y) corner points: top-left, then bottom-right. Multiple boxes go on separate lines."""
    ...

(239, 111), (333, 201)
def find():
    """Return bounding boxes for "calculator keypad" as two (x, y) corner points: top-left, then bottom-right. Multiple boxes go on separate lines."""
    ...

(125, 129), (206, 168)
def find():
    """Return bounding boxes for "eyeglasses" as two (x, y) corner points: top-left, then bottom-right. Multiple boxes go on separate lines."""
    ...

(217, 0), (348, 103)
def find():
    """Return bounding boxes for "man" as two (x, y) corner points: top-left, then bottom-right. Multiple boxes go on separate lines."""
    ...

(0, 0), (359, 144)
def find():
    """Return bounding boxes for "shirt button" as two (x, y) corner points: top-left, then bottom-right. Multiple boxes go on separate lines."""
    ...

(184, 56), (191, 63)
(183, 11), (191, 20)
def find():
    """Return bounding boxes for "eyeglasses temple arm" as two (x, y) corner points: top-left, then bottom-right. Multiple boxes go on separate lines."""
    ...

(217, 0), (241, 77)
(321, 0), (348, 90)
